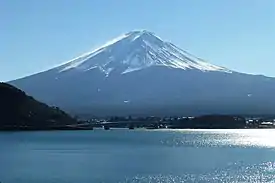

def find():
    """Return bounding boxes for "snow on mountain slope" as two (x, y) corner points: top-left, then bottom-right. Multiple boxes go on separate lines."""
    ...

(56, 30), (232, 75)
(9, 30), (275, 116)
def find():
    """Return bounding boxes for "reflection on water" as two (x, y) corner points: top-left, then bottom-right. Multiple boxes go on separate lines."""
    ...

(160, 129), (275, 148)
(1, 129), (275, 183)
(121, 161), (275, 183)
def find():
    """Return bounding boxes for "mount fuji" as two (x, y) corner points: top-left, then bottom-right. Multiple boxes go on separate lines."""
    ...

(9, 30), (275, 117)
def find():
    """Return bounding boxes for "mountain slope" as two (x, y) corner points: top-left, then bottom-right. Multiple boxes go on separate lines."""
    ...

(0, 83), (76, 129)
(9, 30), (275, 117)
(54, 30), (231, 75)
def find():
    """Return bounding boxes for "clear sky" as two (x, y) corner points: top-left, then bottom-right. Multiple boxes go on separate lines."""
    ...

(1, 0), (274, 81)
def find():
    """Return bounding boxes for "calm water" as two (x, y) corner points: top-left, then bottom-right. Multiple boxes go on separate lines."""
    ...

(1, 129), (275, 183)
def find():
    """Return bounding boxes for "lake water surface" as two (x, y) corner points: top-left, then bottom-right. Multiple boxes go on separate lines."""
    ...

(1, 129), (275, 183)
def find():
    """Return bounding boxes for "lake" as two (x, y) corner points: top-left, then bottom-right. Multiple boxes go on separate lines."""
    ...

(1, 129), (275, 183)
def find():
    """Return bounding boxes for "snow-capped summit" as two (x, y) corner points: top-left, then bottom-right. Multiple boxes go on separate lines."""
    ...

(11, 29), (275, 117)
(57, 30), (231, 75)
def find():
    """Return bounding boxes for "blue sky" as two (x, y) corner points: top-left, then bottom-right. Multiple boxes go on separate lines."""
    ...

(1, 0), (274, 81)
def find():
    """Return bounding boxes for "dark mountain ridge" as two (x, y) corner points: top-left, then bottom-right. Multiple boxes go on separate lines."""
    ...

(0, 82), (76, 130)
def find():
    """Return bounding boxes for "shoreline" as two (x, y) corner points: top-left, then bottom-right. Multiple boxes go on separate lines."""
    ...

(0, 126), (272, 132)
